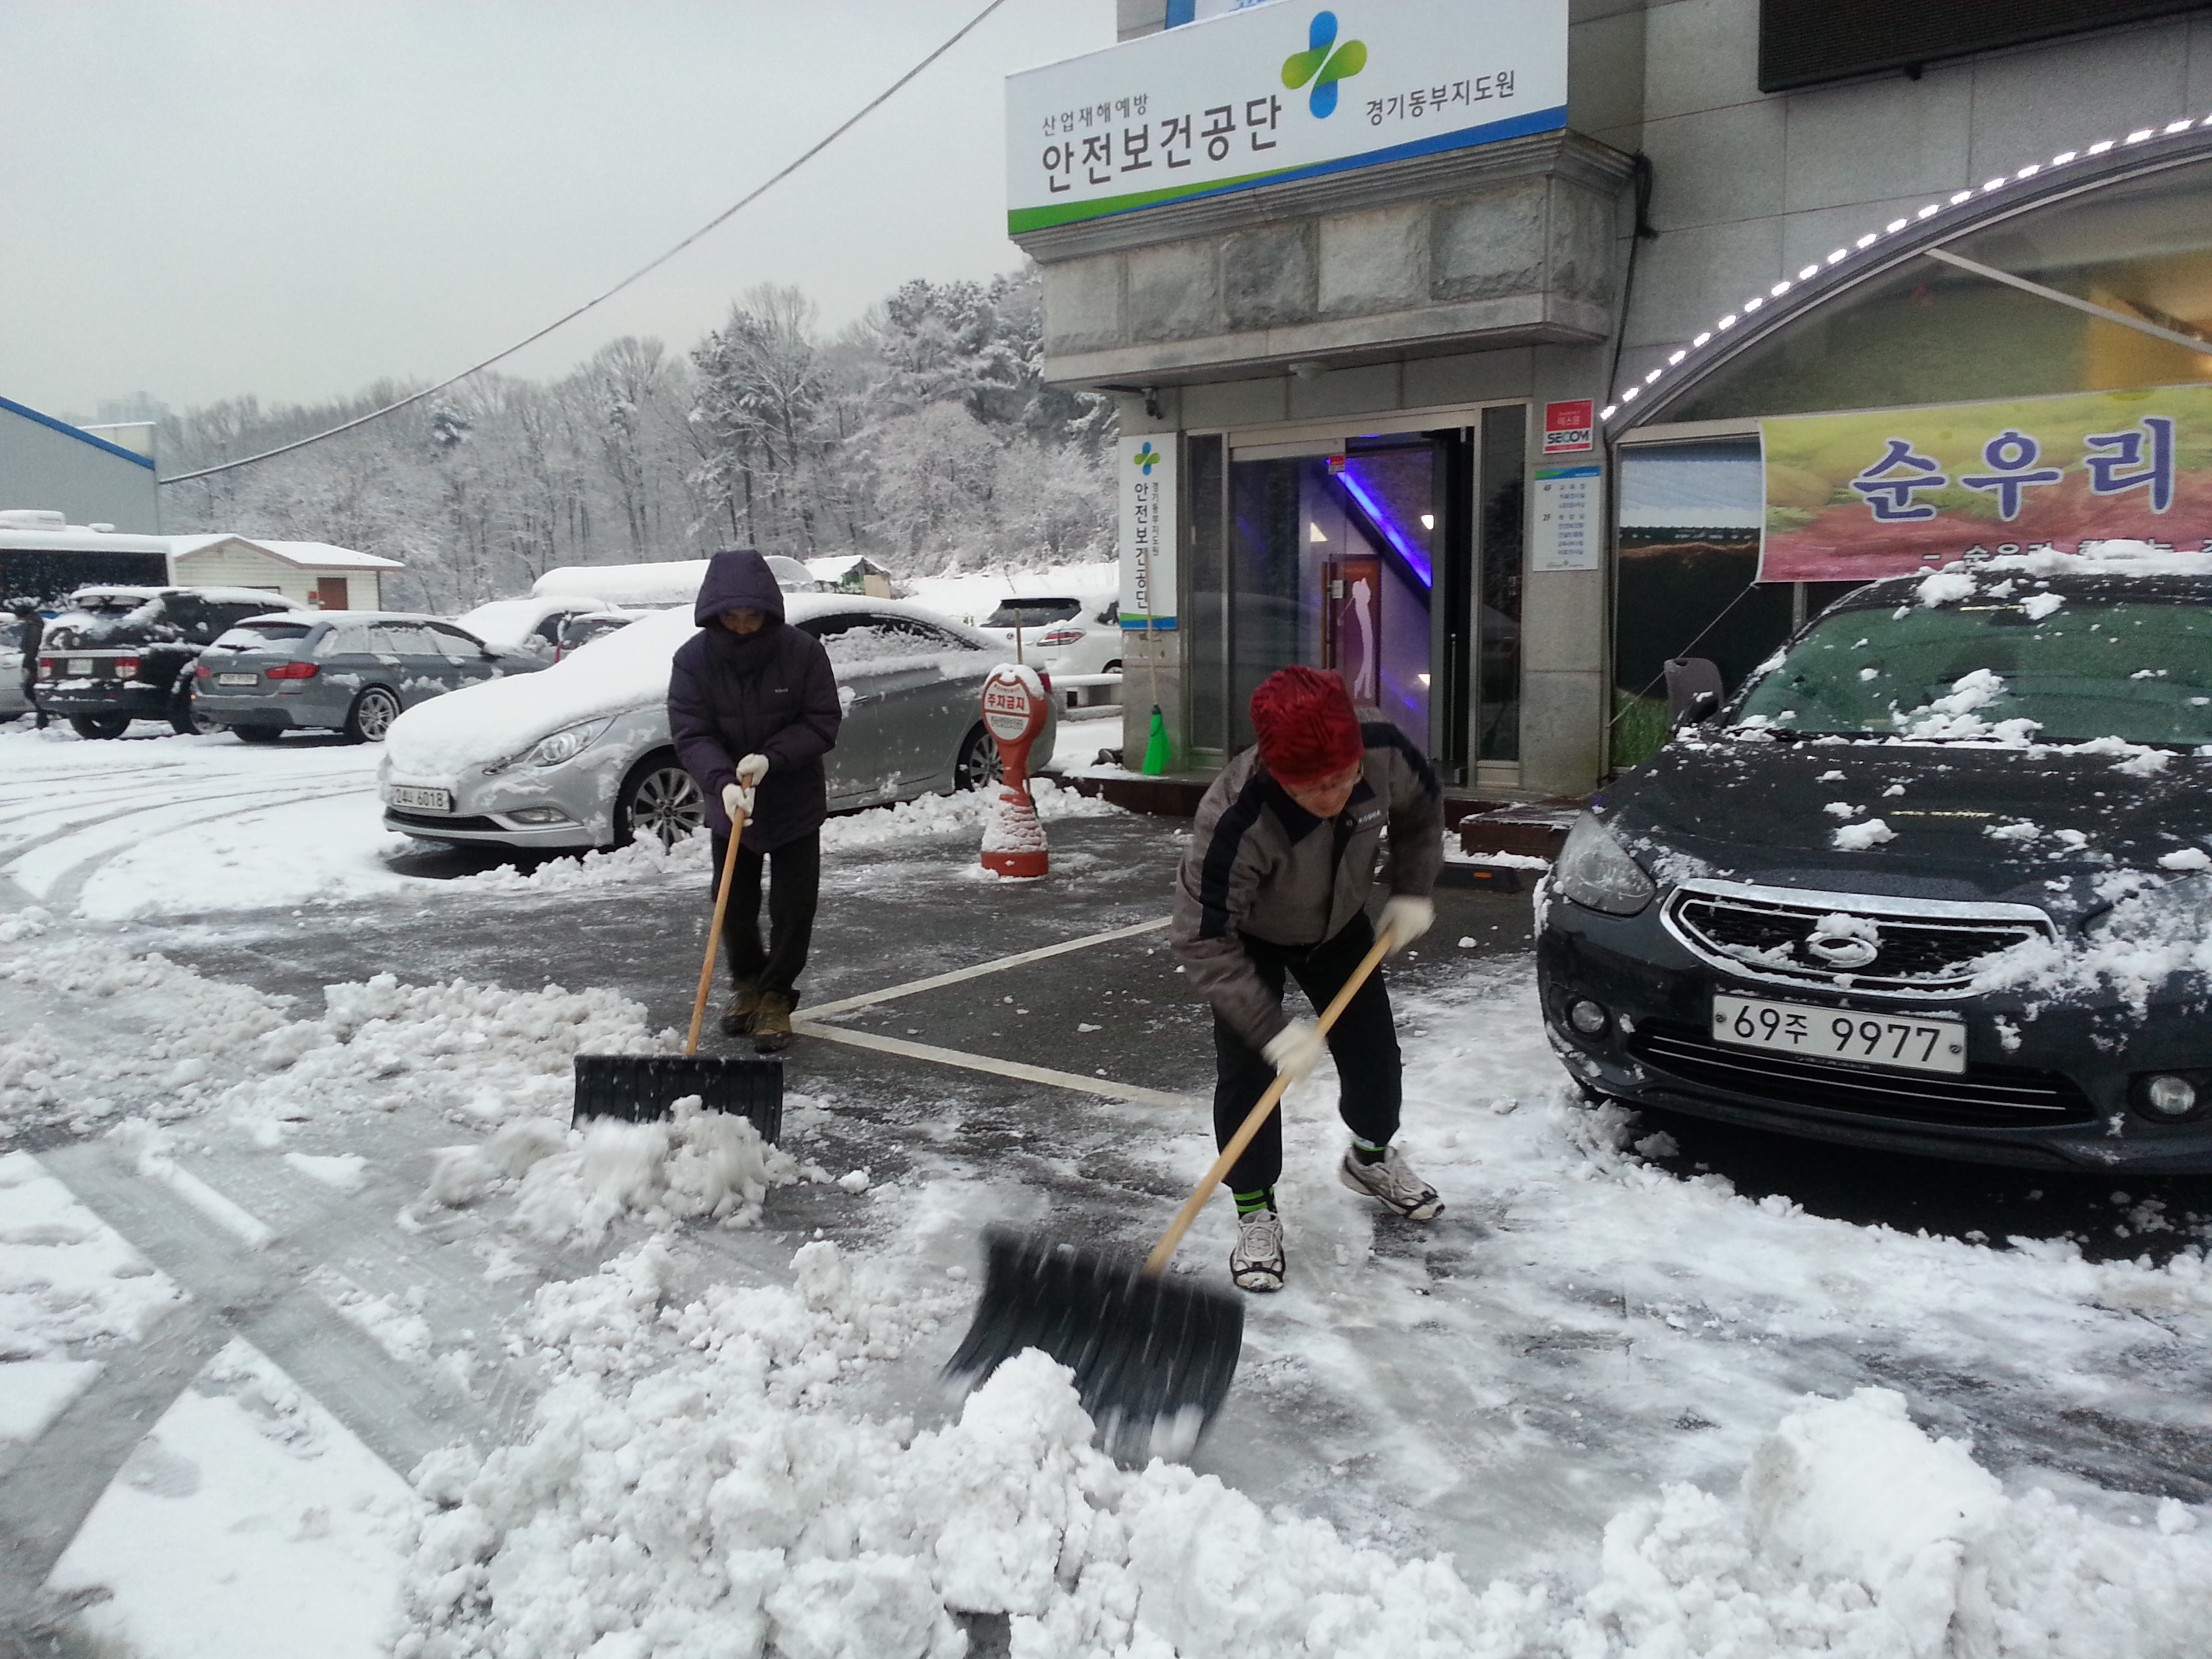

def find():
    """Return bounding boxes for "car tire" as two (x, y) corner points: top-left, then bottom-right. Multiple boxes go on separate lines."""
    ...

(232, 724), (283, 745)
(168, 680), (222, 737)
(344, 686), (402, 743)
(617, 752), (705, 848)
(1103, 658), (1122, 674)
(955, 724), (1002, 792)
(68, 714), (131, 741)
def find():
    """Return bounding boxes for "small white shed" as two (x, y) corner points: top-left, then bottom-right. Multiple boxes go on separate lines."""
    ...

(165, 535), (402, 611)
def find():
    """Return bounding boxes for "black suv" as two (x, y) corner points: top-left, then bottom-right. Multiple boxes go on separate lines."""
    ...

(1540, 557), (2212, 1173)
(35, 586), (300, 739)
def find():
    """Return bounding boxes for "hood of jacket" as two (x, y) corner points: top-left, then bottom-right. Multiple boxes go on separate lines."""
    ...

(693, 550), (788, 628)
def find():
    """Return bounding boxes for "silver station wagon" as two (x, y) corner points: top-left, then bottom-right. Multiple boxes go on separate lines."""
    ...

(377, 595), (1054, 849)
(194, 613), (540, 743)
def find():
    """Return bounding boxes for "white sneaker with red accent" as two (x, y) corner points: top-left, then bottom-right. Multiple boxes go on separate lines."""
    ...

(1338, 1145), (1443, 1220)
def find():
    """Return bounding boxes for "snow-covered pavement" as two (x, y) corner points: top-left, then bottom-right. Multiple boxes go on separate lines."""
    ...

(5, 720), (2212, 1655)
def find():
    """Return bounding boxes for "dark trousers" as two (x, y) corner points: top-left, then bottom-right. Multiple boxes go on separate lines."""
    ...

(709, 828), (821, 1005)
(1212, 912), (1400, 1196)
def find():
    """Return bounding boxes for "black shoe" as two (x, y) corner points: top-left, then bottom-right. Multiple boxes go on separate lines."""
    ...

(752, 991), (792, 1053)
(719, 980), (761, 1037)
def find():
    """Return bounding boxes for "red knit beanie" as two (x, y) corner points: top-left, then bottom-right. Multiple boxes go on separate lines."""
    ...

(1250, 666), (1365, 787)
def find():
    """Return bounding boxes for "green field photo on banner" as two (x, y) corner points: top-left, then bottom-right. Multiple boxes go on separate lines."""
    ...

(1758, 383), (2212, 582)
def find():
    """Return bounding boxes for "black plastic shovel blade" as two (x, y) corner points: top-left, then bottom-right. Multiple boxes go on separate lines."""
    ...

(571, 1052), (783, 1139)
(942, 1225), (1244, 1465)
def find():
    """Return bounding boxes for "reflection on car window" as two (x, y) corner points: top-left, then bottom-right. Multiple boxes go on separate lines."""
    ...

(808, 615), (978, 665)
(426, 623), (486, 660)
(1734, 598), (2212, 745)
(320, 625), (377, 657)
(985, 598), (1080, 627)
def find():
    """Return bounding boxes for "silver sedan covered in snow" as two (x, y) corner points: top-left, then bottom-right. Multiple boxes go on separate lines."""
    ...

(376, 595), (1051, 849)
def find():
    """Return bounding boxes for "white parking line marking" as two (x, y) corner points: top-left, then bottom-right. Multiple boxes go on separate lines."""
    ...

(789, 1021), (1204, 1111)
(800, 916), (1170, 1021)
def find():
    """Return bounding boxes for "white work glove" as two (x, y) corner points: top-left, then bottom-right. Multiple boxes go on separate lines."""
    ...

(1378, 895), (1435, 954)
(1262, 1018), (1326, 1082)
(722, 781), (755, 821)
(735, 752), (770, 785)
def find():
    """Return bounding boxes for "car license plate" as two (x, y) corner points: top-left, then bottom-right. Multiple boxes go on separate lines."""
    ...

(1711, 994), (1966, 1075)
(67, 657), (93, 676)
(216, 672), (257, 687)
(388, 785), (453, 813)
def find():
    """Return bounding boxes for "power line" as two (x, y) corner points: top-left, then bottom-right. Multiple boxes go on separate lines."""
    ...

(161, 0), (1013, 487)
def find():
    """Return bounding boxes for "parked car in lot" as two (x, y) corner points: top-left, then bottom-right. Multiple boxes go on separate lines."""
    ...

(377, 595), (1052, 849)
(33, 586), (309, 739)
(0, 617), (27, 720)
(983, 594), (1123, 676)
(1540, 550), (2212, 1174)
(454, 594), (613, 663)
(192, 612), (538, 743)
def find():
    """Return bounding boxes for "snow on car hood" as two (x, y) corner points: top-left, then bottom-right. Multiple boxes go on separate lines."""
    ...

(385, 607), (699, 779)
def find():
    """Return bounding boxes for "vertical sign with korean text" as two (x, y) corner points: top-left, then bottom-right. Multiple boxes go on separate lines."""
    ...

(1532, 463), (1601, 571)
(1759, 385), (2212, 581)
(1120, 436), (1179, 629)
(1006, 0), (1568, 234)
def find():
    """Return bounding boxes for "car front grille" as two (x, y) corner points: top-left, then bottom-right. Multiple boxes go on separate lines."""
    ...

(386, 808), (506, 833)
(1628, 1021), (2095, 1129)
(1662, 881), (2053, 1000)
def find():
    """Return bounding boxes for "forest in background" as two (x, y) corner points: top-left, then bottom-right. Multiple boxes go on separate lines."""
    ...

(148, 266), (1118, 613)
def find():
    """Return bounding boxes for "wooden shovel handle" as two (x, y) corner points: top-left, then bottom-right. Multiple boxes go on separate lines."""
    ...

(686, 805), (747, 1057)
(1143, 926), (1395, 1275)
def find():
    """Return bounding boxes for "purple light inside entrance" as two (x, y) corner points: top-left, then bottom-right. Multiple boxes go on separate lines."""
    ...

(1334, 464), (1433, 590)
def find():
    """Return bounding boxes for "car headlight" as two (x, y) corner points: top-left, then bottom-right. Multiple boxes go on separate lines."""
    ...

(1553, 813), (1658, 916)
(501, 717), (611, 771)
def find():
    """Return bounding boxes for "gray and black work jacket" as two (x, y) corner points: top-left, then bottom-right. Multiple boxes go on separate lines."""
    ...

(1170, 724), (1443, 1049)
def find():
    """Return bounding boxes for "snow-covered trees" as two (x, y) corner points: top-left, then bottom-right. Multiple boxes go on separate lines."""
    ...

(157, 266), (1114, 611)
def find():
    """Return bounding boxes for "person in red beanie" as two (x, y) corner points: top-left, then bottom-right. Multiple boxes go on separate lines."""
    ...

(1169, 665), (1446, 1292)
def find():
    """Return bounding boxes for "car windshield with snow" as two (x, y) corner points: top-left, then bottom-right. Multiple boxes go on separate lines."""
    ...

(192, 613), (539, 744)
(35, 587), (308, 739)
(1539, 550), (2212, 1172)
(373, 594), (1054, 850)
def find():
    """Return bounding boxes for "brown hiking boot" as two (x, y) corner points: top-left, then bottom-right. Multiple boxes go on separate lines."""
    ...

(719, 979), (761, 1037)
(752, 991), (793, 1052)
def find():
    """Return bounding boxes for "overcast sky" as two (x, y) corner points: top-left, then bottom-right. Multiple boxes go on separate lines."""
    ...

(0, 0), (1109, 422)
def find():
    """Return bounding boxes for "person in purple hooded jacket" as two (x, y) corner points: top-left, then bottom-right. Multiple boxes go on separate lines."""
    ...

(668, 550), (842, 1051)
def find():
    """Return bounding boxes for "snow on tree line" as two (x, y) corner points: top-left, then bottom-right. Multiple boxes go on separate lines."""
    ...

(153, 266), (1118, 613)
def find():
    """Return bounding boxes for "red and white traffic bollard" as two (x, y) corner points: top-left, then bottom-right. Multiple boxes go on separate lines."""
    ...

(979, 663), (1049, 879)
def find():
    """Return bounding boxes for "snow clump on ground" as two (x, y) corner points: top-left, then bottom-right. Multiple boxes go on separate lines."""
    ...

(396, 1238), (2212, 1659)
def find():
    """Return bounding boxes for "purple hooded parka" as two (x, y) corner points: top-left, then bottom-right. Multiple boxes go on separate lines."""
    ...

(667, 550), (841, 849)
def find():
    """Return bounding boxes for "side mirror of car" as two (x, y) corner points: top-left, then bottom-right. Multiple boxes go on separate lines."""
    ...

(1664, 657), (1725, 726)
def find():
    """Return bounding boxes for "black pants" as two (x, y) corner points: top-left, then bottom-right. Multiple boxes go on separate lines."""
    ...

(709, 828), (820, 1005)
(1212, 912), (1400, 1196)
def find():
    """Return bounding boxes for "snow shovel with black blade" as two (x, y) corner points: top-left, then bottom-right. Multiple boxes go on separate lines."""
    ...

(570, 802), (781, 1137)
(943, 924), (1396, 1463)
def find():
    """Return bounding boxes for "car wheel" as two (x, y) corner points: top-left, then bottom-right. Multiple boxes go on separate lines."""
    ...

(345, 686), (402, 743)
(232, 724), (283, 744)
(1103, 658), (1122, 674)
(955, 724), (1002, 791)
(68, 714), (131, 741)
(617, 754), (705, 848)
(168, 681), (222, 737)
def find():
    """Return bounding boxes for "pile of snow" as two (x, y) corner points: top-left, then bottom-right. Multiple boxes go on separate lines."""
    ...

(1971, 867), (2212, 1012)
(397, 1235), (2212, 1659)
(979, 785), (1049, 859)
(420, 1099), (799, 1242)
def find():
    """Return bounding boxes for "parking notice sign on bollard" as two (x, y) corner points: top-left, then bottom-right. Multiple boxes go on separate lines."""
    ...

(979, 665), (1050, 878)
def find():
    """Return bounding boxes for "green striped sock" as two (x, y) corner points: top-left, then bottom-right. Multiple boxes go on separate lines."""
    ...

(1233, 1187), (1275, 1215)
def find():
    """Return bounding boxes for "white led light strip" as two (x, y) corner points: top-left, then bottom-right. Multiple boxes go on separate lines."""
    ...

(1599, 116), (2212, 427)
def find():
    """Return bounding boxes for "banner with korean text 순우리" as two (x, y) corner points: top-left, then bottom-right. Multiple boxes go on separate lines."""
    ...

(1005, 0), (1568, 234)
(1119, 436), (1179, 630)
(1758, 384), (2212, 582)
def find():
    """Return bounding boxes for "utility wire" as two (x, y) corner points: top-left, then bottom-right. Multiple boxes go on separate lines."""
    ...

(161, 0), (1013, 487)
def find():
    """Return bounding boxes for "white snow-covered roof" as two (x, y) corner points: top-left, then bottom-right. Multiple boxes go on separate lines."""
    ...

(166, 534), (403, 571)
(0, 513), (170, 555)
(804, 554), (888, 581)
(455, 596), (611, 647)
(535, 556), (817, 606)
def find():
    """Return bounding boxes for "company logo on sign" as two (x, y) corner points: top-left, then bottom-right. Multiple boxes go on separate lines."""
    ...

(1282, 12), (1367, 118)
(1130, 441), (1164, 475)
(1542, 400), (1594, 455)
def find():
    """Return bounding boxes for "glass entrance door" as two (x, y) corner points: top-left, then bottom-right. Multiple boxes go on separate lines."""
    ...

(1187, 417), (1523, 781)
